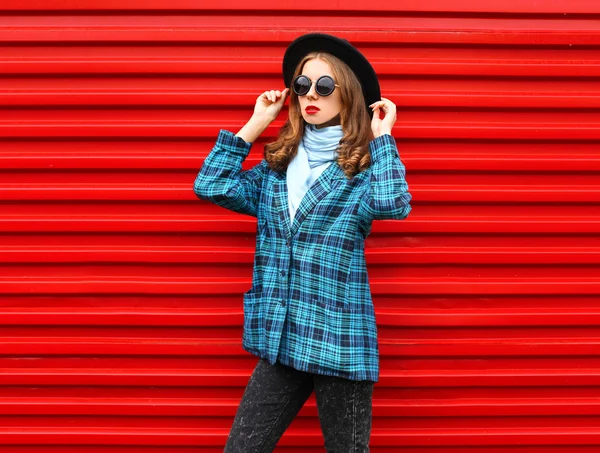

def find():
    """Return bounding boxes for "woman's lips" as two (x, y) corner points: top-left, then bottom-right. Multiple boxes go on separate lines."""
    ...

(305, 107), (320, 115)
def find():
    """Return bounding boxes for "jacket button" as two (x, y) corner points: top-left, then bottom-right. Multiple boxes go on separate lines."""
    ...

(280, 300), (286, 307)
(286, 238), (291, 247)
(280, 270), (286, 277)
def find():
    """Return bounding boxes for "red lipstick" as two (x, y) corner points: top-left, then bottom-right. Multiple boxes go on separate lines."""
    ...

(305, 105), (320, 114)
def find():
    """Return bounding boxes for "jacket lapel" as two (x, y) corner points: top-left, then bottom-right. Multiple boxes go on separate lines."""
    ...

(289, 163), (344, 236)
(273, 174), (292, 238)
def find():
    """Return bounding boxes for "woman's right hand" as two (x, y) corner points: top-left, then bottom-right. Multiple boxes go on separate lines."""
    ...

(253, 88), (289, 123)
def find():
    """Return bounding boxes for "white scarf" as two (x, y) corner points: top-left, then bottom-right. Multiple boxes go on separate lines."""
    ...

(286, 123), (344, 223)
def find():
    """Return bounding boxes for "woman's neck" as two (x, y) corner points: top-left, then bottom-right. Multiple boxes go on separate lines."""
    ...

(314, 113), (341, 129)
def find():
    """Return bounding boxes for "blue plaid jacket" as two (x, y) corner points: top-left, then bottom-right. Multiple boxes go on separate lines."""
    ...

(194, 129), (411, 382)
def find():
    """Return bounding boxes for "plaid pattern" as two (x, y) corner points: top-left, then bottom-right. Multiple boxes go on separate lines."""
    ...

(194, 129), (411, 382)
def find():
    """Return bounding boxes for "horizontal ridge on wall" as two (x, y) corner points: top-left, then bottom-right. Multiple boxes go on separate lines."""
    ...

(2, 0), (600, 13)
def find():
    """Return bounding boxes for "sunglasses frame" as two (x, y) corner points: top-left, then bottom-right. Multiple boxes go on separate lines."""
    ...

(292, 75), (340, 97)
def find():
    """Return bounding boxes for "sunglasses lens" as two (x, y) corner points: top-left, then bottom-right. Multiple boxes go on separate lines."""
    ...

(316, 76), (335, 96)
(293, 76), (310, 96)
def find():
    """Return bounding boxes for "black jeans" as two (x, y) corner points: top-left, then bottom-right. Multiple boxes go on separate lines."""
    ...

(224, 358), (374, 453)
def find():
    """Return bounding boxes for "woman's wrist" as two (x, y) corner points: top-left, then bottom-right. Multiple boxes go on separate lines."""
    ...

(374, 129), (392, 138)
(235, 115), (272, 143)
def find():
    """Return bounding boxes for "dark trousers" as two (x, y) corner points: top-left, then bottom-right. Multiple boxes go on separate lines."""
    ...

(224, 358), (374, 453)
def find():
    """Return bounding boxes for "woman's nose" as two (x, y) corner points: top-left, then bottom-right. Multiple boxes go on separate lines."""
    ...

(306, 82), (318, 99)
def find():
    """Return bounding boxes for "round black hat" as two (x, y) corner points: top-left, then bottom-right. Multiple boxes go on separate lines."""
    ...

(282, 33), (381, 118)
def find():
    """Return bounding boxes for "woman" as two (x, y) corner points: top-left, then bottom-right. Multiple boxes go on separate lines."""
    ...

(194, 33), (411, 453)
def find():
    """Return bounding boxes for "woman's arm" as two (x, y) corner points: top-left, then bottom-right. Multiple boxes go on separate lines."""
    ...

(359, 97), (412, 221)
(193, 120), (269, 217)
(193, 89), (289, 217)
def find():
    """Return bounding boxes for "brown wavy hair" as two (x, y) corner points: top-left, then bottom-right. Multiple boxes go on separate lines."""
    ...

(264, 52), (374, 178)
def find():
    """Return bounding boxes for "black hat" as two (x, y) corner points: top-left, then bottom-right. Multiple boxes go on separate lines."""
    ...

(282, 33), (381, 118)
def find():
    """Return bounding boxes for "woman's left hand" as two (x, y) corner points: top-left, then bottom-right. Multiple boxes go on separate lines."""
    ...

(370, 97), (397, 138)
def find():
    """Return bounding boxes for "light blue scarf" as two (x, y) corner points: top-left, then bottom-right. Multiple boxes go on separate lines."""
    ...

(287, 123), (344, 223)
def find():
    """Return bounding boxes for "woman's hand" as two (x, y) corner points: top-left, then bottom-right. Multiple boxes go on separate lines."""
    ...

(235, 88), (289, 143)
(370, 97), (397, 138)
(253, 88), (290, 123)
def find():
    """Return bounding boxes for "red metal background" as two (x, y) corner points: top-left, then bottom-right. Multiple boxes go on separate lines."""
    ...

(1, 1), (600, 451)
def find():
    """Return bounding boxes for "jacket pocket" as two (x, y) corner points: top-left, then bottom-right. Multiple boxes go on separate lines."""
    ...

(242, 291), (265, 354)
(296, 298), (371, 373)
(314, 297), (360, 314)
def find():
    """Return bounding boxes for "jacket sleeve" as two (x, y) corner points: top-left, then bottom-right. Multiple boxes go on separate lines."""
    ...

(193, 129), (268, 217)
(359, 133), (412, 221)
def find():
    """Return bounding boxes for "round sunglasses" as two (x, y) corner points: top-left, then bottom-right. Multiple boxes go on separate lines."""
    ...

(292, 75), (340, 97)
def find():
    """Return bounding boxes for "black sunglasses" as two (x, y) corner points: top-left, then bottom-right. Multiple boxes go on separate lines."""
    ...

(292, 75), (340, 97)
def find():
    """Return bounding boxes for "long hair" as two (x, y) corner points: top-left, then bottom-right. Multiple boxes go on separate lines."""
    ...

(264, 52), (374, 178)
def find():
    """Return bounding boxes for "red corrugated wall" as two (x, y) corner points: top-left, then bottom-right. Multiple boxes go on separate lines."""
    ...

(1, 1), (600, 451)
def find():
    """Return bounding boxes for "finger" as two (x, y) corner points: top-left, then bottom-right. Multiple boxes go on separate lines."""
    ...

(381, 102), (395, 114)
(279, 88), (289, 102)
(381, 98), (396, 109)
(371, 101), (389, 111)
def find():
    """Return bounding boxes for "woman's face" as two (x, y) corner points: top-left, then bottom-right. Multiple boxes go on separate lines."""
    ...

(296, 58), (343, 129)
